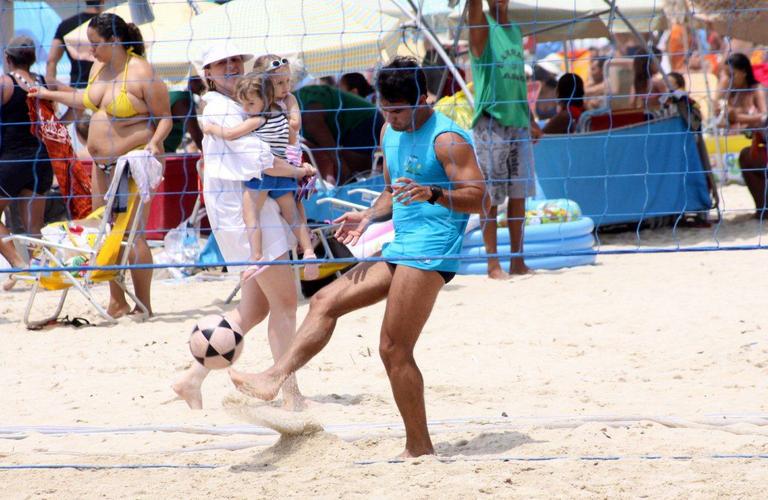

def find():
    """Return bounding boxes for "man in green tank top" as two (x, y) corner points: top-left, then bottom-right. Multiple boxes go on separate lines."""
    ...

(469, 0), (541, 278)
(295, 85), (384, 184)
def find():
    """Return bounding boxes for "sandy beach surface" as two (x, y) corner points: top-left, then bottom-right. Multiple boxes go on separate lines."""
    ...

(1, 185), (767, 498)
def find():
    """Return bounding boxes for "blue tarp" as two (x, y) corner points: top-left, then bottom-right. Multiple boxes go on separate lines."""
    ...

(535, 116), (712, 227)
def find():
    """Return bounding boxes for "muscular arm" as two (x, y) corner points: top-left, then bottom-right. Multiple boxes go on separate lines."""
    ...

(431, 132), (488, 214)
(46, 38), (65, 86)
(366, 162), (394, 223)
(203, 116), (264, 141)
(468, 0), (489, 58)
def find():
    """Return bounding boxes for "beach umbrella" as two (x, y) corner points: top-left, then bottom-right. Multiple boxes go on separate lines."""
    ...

(3, 1), (69, 78)
(62, 0), (216, 63)
(147, 0), (402, 86)
(687, 0), (768, 45)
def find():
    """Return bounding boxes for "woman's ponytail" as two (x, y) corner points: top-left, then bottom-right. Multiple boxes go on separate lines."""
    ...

(124, 23), (146, 56)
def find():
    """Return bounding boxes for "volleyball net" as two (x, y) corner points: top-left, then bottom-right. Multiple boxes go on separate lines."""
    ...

(0, 0), (767, 280)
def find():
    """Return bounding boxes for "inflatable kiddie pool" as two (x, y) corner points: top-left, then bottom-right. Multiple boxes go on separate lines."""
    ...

(302, 179), (596, 275)
(458, 199), (596, 274)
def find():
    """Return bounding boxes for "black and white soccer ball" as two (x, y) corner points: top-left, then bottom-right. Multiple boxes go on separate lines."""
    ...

(189, 315), (244, 369)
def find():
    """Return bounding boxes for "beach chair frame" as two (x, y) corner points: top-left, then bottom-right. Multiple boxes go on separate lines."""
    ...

(4, 162), (149, 327)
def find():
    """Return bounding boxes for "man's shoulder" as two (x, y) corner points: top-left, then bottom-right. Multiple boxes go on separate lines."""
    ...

(55, 12), (97, 39)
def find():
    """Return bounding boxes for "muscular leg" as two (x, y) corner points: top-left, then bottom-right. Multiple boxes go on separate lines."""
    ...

(173, 268), (271, 409)
(252, 257), (305, 410)
(507, 197), (530, 275)
(230, 260), (393, 399)
(379, 265), (444, 457)
(481, 204), (509, 280)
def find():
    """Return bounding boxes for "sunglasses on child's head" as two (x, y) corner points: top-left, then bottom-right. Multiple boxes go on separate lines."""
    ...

(269, 58), (289, 69)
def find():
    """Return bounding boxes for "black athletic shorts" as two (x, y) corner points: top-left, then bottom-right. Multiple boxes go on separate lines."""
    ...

(386, 262), (455, 285)
(0, 158), (54, 199)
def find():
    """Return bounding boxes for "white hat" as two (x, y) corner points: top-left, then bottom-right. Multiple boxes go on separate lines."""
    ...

(200, 41), (254, 69)
(535, 56), (564, 79)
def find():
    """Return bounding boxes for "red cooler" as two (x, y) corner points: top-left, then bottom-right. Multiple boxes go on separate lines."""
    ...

(146, 154), (202, 240)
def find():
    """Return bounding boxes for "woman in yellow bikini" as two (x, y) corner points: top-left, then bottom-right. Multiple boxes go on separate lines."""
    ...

(33, 13), (171, 317)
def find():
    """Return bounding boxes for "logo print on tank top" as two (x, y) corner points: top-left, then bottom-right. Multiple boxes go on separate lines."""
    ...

(404, 154), (423, 175)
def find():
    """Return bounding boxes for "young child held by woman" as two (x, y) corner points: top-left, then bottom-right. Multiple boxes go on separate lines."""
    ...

(203, 70), (319, 279)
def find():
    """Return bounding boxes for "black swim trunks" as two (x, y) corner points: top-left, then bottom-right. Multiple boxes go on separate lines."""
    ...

(386, 262), (455, 285)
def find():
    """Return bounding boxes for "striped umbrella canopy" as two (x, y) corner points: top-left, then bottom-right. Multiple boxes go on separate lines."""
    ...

(147, 0), (402, 87)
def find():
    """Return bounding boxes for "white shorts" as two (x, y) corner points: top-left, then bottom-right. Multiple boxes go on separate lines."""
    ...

(203, 173), (296, 269)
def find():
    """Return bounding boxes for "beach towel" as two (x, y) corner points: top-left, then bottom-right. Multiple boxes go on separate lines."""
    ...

(115, 150), (164, 203)
(26, 94), (92, 219)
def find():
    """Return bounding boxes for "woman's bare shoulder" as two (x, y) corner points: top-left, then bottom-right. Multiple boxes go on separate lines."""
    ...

(0, 74), (12, 104)
(129, 56), (156, 78)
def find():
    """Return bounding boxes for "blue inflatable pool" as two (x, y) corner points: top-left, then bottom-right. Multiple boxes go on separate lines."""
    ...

(458, 217), (596, 274)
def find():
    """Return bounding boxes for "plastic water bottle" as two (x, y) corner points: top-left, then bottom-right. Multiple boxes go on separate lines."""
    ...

(181, 226), (200, 274)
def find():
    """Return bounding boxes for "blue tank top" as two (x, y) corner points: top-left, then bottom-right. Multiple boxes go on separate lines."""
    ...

(381, 111), (472, 272)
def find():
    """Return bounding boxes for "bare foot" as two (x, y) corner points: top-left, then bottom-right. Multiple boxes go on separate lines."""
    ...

(3, 276), (17, 291)
(107, 302), (132, 319)
(229, 367), (282, 401)
(129, 306), (152, 318)
(302, 253), (319, 280)
(509, 259), (532, 276)
(487, 267), (511, 280)
(171, 380), (203, 410)
(397, 447), (434, 458)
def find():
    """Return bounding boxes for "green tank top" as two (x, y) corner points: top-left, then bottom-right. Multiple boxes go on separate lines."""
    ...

(295, 85), (377, 144)
(163, 91), (189, 153)
(470, 14), (530, 128)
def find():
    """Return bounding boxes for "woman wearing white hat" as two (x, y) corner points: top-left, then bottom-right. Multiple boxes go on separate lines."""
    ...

(172, 41), (305, 410)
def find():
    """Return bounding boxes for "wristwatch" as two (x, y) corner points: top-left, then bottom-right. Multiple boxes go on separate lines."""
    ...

(427, 185), (443, 205)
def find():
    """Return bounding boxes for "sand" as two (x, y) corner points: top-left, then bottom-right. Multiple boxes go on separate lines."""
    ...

(1, 184), (767, 498)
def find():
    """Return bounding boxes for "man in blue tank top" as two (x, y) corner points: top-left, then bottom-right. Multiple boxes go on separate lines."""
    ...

(230, 57), (487, 458)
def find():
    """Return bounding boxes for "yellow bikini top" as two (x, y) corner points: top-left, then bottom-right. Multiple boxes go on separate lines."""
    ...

(83, 49), (140, 118)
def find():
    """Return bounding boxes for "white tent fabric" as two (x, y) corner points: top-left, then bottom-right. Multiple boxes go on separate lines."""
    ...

(62, 0), (216, 63)
(147, 0), (402, 87)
